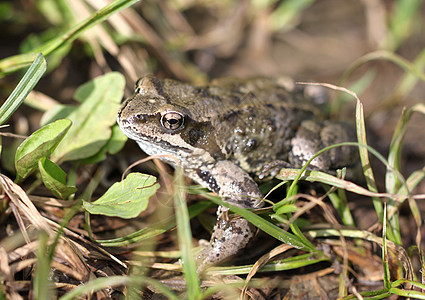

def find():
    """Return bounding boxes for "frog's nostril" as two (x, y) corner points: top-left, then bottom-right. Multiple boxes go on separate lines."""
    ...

(129, 114), (147, 123)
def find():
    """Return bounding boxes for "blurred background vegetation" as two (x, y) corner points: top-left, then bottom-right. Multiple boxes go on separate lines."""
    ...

(1, 0), (424, 173)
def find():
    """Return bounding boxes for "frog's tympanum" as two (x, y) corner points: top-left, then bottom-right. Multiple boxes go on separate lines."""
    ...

(117, 75), (356, 271)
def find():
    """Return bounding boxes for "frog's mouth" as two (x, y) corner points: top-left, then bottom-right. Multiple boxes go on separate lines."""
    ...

(116, 117), (145, 141)
(117, 116), (194, 156)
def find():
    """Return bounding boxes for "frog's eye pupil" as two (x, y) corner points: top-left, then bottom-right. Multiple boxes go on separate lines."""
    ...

(161, 112), (185, 131)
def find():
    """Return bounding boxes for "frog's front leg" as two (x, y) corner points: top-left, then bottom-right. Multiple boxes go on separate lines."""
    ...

(193, 160), (264, 271)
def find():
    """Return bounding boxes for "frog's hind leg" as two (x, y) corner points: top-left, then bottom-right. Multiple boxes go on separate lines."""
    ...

(194, 160), (264, 272)
(196, 207), (257, 271)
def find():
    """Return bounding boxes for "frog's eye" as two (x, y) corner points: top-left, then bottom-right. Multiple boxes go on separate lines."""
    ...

(161, 111), (185, 131)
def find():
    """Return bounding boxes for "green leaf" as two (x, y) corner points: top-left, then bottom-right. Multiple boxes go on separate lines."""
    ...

(38, 158), (77, 199)
(83, 173), (159, 219)
(106, 123), (128, 155)
(15, 119), (72, 182)
(40, 104), (75, 125)
(46, 72), (125, 162)
(0, 53), (46, 125)
(80, 123), (127, 164)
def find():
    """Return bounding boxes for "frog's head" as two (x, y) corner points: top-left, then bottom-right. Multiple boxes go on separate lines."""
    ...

(117, 75), (217, 164)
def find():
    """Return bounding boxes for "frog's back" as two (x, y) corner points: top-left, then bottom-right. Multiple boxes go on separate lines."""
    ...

(161, 77), (323, 121)
(178, 77), (328, 173)
(146, 76), (351, 174)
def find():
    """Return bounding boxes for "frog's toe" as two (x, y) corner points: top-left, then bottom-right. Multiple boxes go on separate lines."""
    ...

(259, 160), (292, 179)
(195, 216), (257, 273)
(195, 244), (217, 274)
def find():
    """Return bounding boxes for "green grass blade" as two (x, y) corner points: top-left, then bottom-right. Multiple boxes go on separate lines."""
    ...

(59, 276), (179, 300)
(388, 287), (425, 298)
(385, 106), (414, 241)
(382, 203), (391, 289)
(398, 167), (425, 196)
(269, 0), (315, 31)
(386, 0), (425, 50)
(342, 50), (425, 85)
(173, 167), (201, 299)
(334, 68), (377, 116)
(204, 193), (313, 251)
(96, 201), (213, 247)
(387, 103), (425, 242)
(34, 231), (54, 300)
(392, 278), (425, 290)
(289, 222), (315, 250)
(0, 53), (46, 125)
(398, 165), (425, 232)
(205, 253), (328, 276)
(392, 47), (425, 102)
(386, 107), (413, 194)
(355, 99), (384, 219)
(275, 163), (398, 200)
(354, 98), (406, 243)
(327, 188), (355, 227)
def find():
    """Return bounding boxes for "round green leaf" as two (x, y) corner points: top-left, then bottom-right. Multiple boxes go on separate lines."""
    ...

(83, 173), (159, 219)
(15, 119), (72, 181)
(38, 158), (77, 199)
(48, 72), (125, 162)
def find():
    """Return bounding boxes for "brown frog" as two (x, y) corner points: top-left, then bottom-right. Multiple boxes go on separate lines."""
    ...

(117, 75), (356, 270)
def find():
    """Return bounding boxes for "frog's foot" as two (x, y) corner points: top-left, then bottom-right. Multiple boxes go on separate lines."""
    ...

(289, 120), (357, 171)
(258, 160), (293, 179)
(196, 208), (257, 273)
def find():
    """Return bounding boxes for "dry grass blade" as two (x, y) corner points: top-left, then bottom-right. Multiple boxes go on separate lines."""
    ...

(0, 174), (52, 235)
(54, 239), (91, 281)
(277, 168), (398, 200)
(30, 195), (76, 208)
(120, 8), (191, 81)
(287, 193), (340, 227)
(44, 218), (128, 269)
(309, 228), (415, 281)
(242, 244), (293, 297)
(9, 258), (37, 276)
(6, 241), (39, 263)
(0, 249), (24, 300)
(0, 247), (11, 279)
